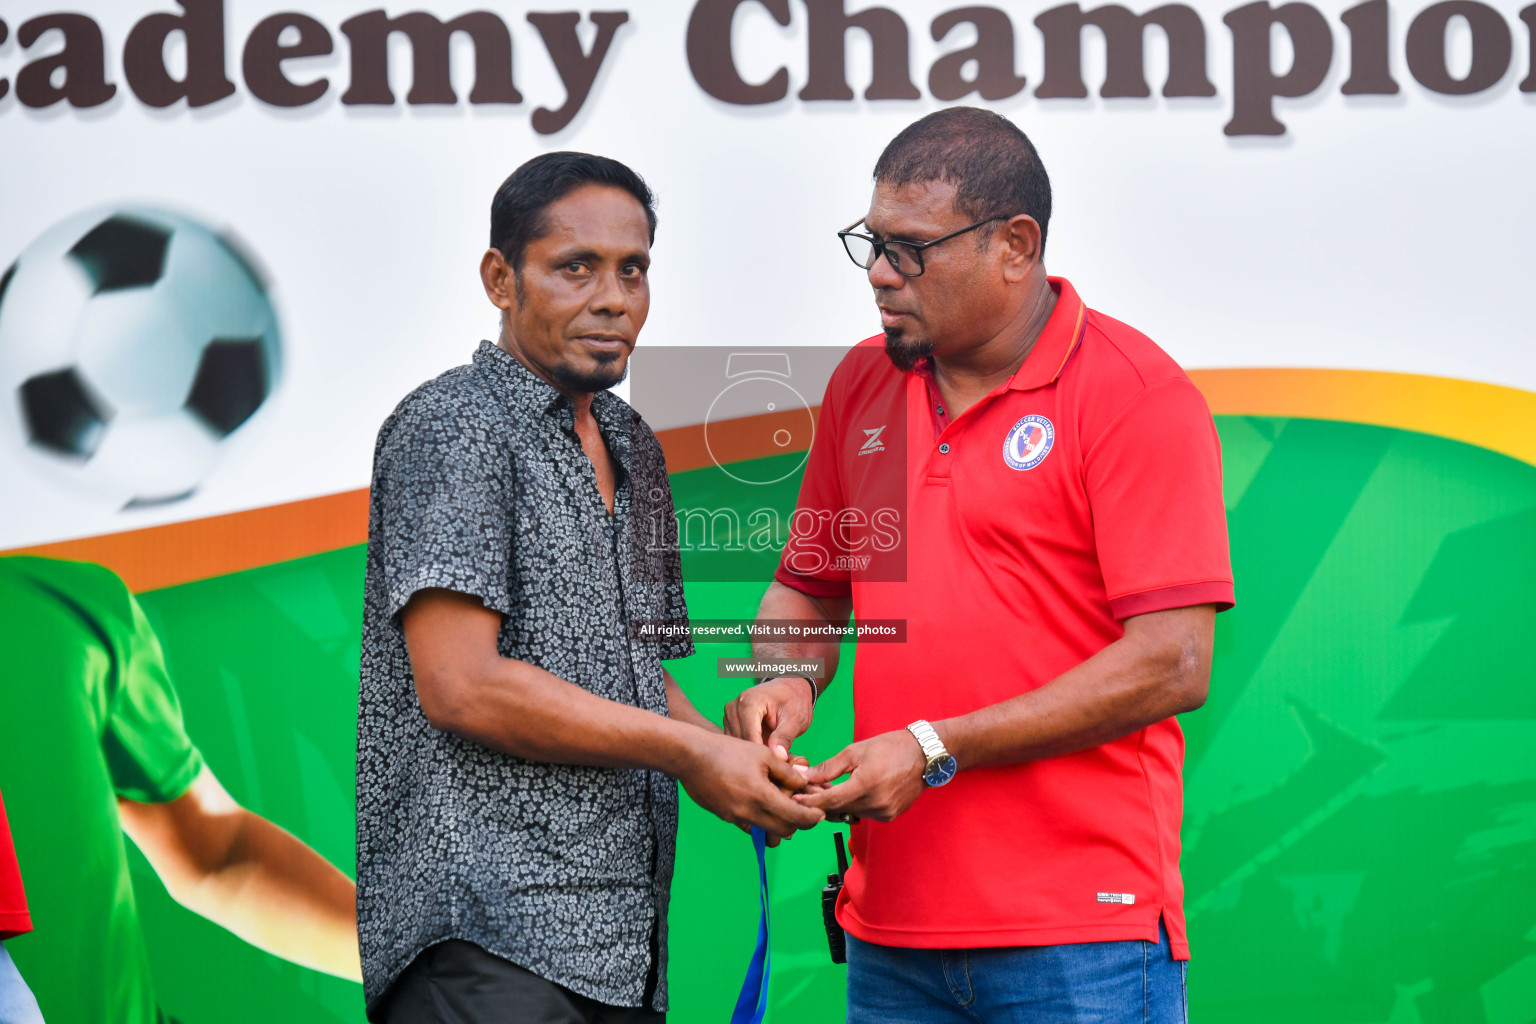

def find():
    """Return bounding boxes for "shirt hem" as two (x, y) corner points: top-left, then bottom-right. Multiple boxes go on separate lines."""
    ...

(364, 931), (665, 1022)
(385, 567), (515, 626)
(1109, 580), (1234, 619)
(114, 748), (206, 806)
(0, 910), (33, 939)
(839, 908), (1188, 960)
(773, 566), (852, 599)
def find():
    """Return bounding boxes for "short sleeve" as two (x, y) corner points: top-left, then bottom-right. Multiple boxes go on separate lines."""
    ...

(774, 385), (854, 599)
(1085, 377), (1235, 619)
(103, 591), (205, 804)
(373, 398), (516, 623)
(0, 790), (31, 939)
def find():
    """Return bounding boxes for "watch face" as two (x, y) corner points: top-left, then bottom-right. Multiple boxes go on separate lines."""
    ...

(924, 754), (958, 787)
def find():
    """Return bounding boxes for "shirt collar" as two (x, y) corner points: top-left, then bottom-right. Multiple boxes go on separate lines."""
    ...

(1007, 276), (1088, 392)
(472, 339), (634, 462)
(910, 277), (1088, 394)
(473, 339), (566, 413)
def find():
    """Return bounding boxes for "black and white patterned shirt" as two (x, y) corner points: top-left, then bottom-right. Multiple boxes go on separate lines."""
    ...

(356, 340), (693, 1019)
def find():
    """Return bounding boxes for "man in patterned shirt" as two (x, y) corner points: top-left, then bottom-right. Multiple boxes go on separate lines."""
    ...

(356, 152), (823, 1024)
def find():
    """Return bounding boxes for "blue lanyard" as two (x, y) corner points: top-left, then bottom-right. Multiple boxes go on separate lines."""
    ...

(730, 826), (771, 1024)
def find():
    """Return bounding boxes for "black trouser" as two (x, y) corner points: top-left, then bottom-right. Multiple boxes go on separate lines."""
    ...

(382, 940), (664, 1024)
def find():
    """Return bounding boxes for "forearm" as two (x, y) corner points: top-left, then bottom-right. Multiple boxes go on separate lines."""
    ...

(426, 656), (706, 777)
(177, 813), (361, 981)
(118, 770), (362, 983)
(939, 609), (1212, 771)
(751, 582), (851, 689)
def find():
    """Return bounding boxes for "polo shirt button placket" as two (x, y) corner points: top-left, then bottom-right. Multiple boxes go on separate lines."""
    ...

(938, 443), (951, 454)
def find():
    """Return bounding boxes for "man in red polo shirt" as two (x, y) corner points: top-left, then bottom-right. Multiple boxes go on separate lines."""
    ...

(725, 107), (1233, 1022)
(1, 790), (44, 1024)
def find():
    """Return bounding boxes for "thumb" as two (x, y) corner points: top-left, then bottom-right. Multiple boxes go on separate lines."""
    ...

(765, 753), (810, 792)
(804, 746), (858, 786)
(765, 724), (801, 760)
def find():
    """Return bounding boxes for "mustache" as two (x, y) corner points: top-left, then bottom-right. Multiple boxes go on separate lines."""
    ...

(875, 290), (913, 317)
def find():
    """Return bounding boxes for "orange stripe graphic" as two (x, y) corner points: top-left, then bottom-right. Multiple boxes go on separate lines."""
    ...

(6, 369), (1532, 593)
(654, 407), (821, 475)
(1, 489), (369, 593)
(1189, 368), (1536, 469)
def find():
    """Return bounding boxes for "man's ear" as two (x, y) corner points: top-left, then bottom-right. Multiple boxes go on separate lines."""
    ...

(480, 248), (517, 311)
(1000, 215), (1043, 284)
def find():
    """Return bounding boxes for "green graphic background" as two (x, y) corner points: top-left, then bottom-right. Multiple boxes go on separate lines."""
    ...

(6, 415), (1536, 1023)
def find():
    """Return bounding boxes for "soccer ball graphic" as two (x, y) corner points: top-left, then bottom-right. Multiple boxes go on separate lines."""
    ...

(0, 207), (282, 506)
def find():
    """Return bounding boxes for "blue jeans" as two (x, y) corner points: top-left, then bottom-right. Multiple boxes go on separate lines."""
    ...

(0, 943), (45, 1024)
(846, 921), (1187, 1024)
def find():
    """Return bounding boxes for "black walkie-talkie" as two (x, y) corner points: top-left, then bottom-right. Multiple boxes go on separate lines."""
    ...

(821, 830), (850, 964)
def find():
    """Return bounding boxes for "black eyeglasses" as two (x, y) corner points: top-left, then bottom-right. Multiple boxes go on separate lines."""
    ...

(837, 216), (1007, 278)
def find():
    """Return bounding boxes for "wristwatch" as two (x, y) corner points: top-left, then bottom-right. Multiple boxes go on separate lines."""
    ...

(906, 720), (958, 787)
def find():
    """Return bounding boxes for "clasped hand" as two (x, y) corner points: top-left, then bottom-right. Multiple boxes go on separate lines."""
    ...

(675, 727), (824, 845)
(721, 678), (929, 833)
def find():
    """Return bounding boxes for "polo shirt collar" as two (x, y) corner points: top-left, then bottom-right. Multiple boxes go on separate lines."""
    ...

(1006, 276), (1088, 392)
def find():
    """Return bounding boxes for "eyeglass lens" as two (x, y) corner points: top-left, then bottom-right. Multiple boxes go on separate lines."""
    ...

(842, 234), (922, 276)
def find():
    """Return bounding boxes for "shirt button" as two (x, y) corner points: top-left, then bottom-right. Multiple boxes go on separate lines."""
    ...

(938, 443), (951, 454)
(936, 405), (945, 415)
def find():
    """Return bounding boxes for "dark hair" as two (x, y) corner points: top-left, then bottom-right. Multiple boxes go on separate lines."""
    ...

(490, 151), (657, 271)
(873, 107), (1052, 256)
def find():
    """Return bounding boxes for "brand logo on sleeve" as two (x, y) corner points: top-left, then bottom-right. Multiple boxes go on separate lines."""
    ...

(859, 426), (887, 455)
(1003, 415), (1054, 470)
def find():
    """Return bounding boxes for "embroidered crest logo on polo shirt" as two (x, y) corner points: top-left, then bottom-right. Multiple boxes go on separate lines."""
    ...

(1003, 414), (1054, 470)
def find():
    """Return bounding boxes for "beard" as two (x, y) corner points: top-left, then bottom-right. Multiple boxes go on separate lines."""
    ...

(883, 326), (934, 372)
(552, 351), (629, 394)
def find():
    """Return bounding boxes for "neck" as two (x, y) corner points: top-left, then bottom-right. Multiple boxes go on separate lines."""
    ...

(922, 275), (1057, 423)
(497, 326), (595, 417)
(931, 274), (1058, 392)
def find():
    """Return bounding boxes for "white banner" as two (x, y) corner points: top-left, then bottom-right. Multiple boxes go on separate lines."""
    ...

(2, 0), (1532, 548)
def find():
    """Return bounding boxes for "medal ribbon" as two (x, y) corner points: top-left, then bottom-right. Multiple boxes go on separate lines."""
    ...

(729, 826), (771, 1024)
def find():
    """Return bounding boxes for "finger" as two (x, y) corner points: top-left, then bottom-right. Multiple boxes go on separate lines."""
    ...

(757, 789), (826, 832)
(764, 753), (810, 792)
(765, 714), (808, 757)
(790, 754), (811, 768)
(772, 744), (790, 762)
(796, 778), (868, 814)
(734, 697), (768, 746)
(804, 747), (858, 786)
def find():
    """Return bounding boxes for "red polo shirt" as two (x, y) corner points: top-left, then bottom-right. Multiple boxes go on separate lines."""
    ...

(776, 278), (1232, 957)
(0, 790), (31, 940)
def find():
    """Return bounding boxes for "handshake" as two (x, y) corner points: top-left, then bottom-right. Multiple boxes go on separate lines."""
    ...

(677, 676), (931, 844)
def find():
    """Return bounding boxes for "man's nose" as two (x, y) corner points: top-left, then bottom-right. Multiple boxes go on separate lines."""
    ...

(866, 252), (905, 291)
(590, 271), (628, 315)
